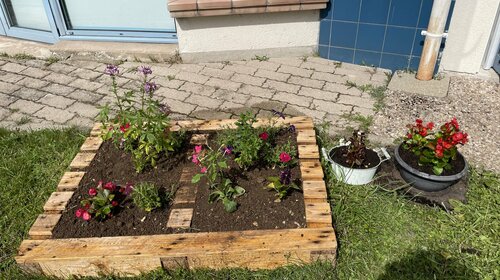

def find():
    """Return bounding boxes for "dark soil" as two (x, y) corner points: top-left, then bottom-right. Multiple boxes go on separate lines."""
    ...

(191, 129), (306, 232)
(52, 138), (191, 239)
(398, 145), (466, 176)
(330, 146), (380, 169)
(374, 147), (468, 211)
(52, 128), (306, 238)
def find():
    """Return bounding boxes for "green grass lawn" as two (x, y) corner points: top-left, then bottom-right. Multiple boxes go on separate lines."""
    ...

(0, 127), (498, 280)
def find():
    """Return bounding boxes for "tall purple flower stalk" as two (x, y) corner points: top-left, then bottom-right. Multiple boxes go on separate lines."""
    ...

(104, 65), (119, 76)
(144, 82), (158, 94)
(138, 66), (153, 75)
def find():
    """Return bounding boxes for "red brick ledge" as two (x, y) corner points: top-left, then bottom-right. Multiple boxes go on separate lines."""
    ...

(168, 0), (328, 18)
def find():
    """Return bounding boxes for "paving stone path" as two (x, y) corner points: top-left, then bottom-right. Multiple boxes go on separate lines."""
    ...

(0, 56), (388, 131)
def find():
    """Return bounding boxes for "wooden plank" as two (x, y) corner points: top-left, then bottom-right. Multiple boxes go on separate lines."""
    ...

(69, 153), (96, 170)
(80, 137), (103, 152)
(298, 144), (320, 159)
(57, 172), (85, 192)
(166, 209), (193, 229)
(90, 123), (102, 137)
(173, 184), (197, 205)
(169, 116), (314, 132)
(305, 202), (332, 228)
(28, 214), (61, 240)
(43, 192), (73, 214)
(189, 134), (209, 145)
(296, 129), (316, 145)
(16, 228), (336, 276)
(302, 181), (328, 203)
(300, 160), (324, 180)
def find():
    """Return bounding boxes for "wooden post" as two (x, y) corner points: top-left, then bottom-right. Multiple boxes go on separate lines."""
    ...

(416, 0), (452, 81)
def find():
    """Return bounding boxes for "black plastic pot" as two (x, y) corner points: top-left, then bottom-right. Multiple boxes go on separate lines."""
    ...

(394, 144), (468, 192)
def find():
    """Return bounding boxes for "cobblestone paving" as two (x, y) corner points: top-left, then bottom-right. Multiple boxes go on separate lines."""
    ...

(0, 56), (387, 131)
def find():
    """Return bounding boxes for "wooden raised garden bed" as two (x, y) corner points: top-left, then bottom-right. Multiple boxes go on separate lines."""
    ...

(16, 116), (336, 278)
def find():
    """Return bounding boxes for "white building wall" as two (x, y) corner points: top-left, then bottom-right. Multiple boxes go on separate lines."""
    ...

(175, 11), (320, 63)
(440, 0), (500, 74)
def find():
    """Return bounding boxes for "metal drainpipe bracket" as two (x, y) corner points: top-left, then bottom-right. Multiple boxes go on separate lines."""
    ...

(421, 30), (448, 38)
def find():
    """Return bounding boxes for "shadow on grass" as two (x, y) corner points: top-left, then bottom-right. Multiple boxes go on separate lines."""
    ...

(377, 249), (479, 280)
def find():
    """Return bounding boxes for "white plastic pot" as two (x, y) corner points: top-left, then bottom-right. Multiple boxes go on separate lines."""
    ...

(321, 145), (391, 185)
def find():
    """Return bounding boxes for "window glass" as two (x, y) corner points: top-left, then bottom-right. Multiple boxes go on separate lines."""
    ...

(3, 0), (51, 31)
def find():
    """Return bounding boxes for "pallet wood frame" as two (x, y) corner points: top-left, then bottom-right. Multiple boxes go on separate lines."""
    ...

(16, 116), (336, 278)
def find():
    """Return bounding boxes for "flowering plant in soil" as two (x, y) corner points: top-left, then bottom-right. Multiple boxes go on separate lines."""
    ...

(76, 181), (132, 221)
(191, 145), (245, 213)
(266, 157), (300, 202)
(99, 65), (183, 173)
(218, 111), (265, 169)
(403, 118), (468, 175)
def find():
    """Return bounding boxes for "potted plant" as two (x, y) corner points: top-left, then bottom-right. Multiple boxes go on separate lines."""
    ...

(394, 118), (469, 192)
(322, 130), (390, 185)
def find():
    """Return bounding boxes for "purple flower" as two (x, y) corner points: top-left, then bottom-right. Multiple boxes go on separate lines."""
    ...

(144, 82), (158, 94)
(279, 168), (292, 185)
(288, 124), (296, 133)
(222, 145), (233, 155)
(138, 66), (153, 75)
(272, 109), (285, 119)
(104, 65), (119, 76)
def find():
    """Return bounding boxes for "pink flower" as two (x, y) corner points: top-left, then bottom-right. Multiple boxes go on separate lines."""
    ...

(88, 188), (97, 196)
(200, 167), (207, 173)
(75, 208), (84, 218)
(259, 132), (269, 140)
(104, 182), (116, 191)
(194, 145), (203, 154)
(279, 152), (292, 163)
(82, 211), (91, 221)
(192, 154), (200, 165)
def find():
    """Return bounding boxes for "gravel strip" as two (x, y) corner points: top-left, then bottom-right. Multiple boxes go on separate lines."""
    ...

(371, 76), (500, 173)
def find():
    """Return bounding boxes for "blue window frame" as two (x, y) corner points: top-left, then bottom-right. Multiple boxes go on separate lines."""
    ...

(0, 0), (177, 44)
(0, 0), (58, 43)
(48, 0), (177, 43)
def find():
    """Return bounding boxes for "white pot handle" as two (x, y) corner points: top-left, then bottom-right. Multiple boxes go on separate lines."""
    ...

(375, 147), (391, 163)
(321, 147), (334, 164)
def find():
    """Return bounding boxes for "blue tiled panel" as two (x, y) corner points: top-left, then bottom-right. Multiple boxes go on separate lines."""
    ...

(333, 0), (361, 22)
(318, 0), (456, 72)
(330, 21), (357, 48)
(360, 0), (391, 24)
(356, 24), (385, 52)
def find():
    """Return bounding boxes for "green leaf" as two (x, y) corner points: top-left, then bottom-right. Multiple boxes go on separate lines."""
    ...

(233, 186), (246, 197)
(223, 198), (237, 213)
(433, 166), (444, 175)
(191, 173), (203, 184)
(218, 161), (228, 169)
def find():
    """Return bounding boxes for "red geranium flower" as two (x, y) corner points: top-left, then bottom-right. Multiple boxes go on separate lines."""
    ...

(419, 128), (428, 137)
(259, 132), (269, 140)
(426, 122), (434, 130)
(279, 152), (292, 163)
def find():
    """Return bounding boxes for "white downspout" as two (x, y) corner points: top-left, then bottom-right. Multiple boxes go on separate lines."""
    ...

(482, 7), (500, 69)
(416, 0), (453, 81)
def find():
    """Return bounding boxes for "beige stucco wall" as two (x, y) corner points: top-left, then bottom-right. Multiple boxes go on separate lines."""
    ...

(440, 0), (500, 74)
(175, 11), (320, 63)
